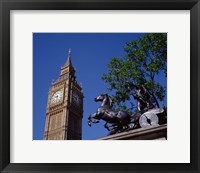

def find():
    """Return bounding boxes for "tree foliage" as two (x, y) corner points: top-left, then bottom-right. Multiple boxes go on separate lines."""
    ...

(102, 33), (167, 112)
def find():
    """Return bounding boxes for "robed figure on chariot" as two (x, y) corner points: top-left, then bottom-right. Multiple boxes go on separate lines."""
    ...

(88, 84), (167, 135)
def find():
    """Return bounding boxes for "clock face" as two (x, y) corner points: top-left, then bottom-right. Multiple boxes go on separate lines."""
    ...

(72, 91), (81, 105)
(51, 90), (63, 104)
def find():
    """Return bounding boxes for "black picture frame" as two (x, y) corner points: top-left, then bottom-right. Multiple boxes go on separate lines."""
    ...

(0, 0), (199, 172)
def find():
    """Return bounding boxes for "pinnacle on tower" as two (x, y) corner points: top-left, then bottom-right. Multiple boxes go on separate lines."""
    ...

(60, 48), (75, 76)
(64, 48), (72, 67)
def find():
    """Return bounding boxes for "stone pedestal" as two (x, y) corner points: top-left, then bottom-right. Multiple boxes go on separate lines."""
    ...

(98, 124), (167, 140)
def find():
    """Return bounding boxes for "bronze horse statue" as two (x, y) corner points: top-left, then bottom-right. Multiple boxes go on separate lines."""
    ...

(88, 94), (134, 134)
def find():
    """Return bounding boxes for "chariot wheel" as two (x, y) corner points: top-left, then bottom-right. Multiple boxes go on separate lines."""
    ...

(139, 112), (159, 128)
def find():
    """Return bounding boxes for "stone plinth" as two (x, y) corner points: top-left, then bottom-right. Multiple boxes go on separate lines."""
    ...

(98, 124), (167, 140)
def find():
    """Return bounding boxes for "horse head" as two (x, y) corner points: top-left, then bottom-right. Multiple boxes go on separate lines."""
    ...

(94, 93), (106, 102)
(94, 93), (114, 108)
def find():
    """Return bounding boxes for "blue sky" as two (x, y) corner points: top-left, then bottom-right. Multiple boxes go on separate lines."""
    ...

(33, 33), (166, 140)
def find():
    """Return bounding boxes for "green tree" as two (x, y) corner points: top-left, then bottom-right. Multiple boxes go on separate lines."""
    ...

(102, 33), (167, 112)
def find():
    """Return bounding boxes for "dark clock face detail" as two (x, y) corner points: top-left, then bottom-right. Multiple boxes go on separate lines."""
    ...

(72, 91), (81, 105)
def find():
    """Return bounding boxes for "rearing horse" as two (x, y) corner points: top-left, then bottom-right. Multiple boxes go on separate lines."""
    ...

(88, 94), (131, 133)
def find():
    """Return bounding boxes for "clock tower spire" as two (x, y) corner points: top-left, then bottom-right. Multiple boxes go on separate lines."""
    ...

(64, 48), (72, 66)
(44, 49), (83, 140)
(60, 48), (75, 76)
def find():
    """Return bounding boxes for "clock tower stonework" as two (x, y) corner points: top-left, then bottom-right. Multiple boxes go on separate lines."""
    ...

(44, 50), (83, 140)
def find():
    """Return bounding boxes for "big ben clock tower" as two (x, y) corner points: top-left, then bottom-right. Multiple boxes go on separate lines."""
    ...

(44, 49), (83, 140)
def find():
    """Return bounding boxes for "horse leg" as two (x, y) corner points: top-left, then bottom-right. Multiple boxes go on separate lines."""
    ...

(108, 124), (119, 135)
(88, 113), (100, 126)
(104, 122), (110, 131)
(111, 116), (123, 132)
(102, 112), (123, 132)
(115, 111), (131, 132)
